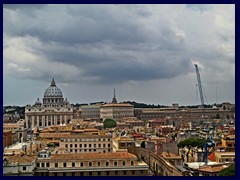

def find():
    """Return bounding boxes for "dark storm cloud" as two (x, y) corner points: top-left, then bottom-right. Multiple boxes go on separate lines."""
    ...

(3, 4), (234, 86)
(4, 5), (146, 45)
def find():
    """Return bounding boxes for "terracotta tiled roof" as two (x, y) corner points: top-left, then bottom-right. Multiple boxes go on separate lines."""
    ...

(4, 155), (36, 164)
(62, 134), (111, 139)
(51, 152), (137, 161)
(198, 164), (230, 173)
(39, 133), (70, 138)
(208, 152), (216, 162)
(161, 152), (182, 159)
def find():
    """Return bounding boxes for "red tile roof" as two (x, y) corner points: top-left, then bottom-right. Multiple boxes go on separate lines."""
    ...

(51, 152), (137, 161)
(198, 164), (230, 173)
(208, 152), (216, 162)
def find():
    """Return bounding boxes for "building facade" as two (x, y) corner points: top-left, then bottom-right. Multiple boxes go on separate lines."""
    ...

(59, 134), (113, 154)
(81, 105), (100, 119)
(3, 131), (13, 148)
(3, 155), (36, 176)
(34, 152), (148, 176)
(25, 79), (74, 129)
(100, 103), (134, 121)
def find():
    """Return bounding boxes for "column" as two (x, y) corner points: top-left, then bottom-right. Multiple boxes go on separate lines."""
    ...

(54, 115), (57, 125)
(26, 116), (29, 128)
(64, 115), (67, 125)
(51, 115), (53, 125)
(31, 116), (35, 129)
(60, 116), (63, 125)
(42, 116), (45, 128)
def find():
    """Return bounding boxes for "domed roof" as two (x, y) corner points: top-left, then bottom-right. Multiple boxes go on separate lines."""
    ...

(35, 98), (42, 105)
(44, 78), (63, 97)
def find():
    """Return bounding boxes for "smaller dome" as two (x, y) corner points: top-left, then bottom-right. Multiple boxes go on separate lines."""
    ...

(35, 98), (42, 105)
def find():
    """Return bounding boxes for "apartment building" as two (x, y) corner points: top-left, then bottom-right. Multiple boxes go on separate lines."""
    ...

(221, 135), (235, 152)
(59, 134), (113, 153)
(81, 105), (100, 119)
(35, 152), (148, 176)
(3, 155), (36, 176)
(100, 103), (134, 121)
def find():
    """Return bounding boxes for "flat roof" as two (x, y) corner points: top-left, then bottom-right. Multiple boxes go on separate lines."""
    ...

(7, 142), (30, 150)
(102, 103), (133, 107)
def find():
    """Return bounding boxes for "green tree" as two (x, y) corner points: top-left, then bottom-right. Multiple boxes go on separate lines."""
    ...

(218, 163), (235, 176)
(103, 118), (116, 129)
(47, 142), (58, 147)
(141, 141), (145, 148)
(178, 138), (206, 162)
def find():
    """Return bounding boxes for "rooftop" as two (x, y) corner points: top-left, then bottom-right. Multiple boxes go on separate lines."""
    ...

(161, 152), (182, 160)
(102, 103), (133, 107)
(51, 152), (137, 161)
(4, 155), (35, 164)
(81, 105), (101, 109)
(198, 164), (231, 173)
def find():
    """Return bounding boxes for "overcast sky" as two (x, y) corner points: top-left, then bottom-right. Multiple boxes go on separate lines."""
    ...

(3, 4), (235, 106)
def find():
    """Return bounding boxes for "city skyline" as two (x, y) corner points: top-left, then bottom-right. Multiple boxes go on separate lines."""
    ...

(3, 4), (235, 106)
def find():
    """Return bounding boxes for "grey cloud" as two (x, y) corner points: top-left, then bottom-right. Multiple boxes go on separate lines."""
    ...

(3, 4), (234, 86)
(185, 4), (211, 12)
(3, 4), (46, 10)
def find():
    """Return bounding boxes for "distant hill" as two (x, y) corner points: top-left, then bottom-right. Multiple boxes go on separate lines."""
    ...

(122, 101), (168, 108)
(3, 106), (25, 116)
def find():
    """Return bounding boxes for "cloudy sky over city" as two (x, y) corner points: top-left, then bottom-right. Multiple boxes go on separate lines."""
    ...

(3, 4), (235, 106)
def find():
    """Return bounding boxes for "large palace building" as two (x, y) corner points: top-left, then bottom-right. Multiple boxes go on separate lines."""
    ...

(25, 79), (74, 130)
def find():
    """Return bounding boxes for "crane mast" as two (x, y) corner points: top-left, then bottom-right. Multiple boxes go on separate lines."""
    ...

(194, 64), (205, 115)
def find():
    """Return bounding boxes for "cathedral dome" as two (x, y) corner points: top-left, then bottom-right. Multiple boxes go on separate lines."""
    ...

(44, 78), (63, 97)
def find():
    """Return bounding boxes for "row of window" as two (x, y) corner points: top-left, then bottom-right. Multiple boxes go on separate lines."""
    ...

(66, 148), (111, 153)
(36, 170), (144, 176)
(63, 138), (111, 142)
(65, 143), (111, 148)
(37, 161), (134, 168)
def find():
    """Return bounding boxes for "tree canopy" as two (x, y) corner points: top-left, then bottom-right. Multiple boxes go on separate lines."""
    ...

(178, 138), (207, 162)
(177, 138), (206, 149)
(141, 141), (146, 148)
(103, 118), (116, 129)
(218, 163), (235, 176)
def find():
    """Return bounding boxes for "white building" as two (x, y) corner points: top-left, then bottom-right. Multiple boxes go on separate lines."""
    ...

(25, 79), (74, 130)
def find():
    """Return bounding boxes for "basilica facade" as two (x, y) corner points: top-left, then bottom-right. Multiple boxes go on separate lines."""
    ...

(25, 79), (74, 129)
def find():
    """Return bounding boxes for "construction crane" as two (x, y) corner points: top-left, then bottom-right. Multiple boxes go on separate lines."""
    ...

(194, 64), (205, 116)
(203, 124), (216, 165)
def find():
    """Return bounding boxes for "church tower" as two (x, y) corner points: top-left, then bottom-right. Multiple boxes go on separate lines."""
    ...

(112, 88), (117, 104)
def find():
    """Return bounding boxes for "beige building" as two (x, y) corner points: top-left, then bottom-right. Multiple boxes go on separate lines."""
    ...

(3, 155), (36, 176)
(100, 103), (134, 121)
(59, 134), (113, 153)
(81, 105), (100, 119)
(198, 163), (232, 176)
(214, 151), (235, 163)
(25, 79), (74, 129)
(3, 120), (27, 143)
(135, 107), (234, 120)
(35, 152), (148, 176)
